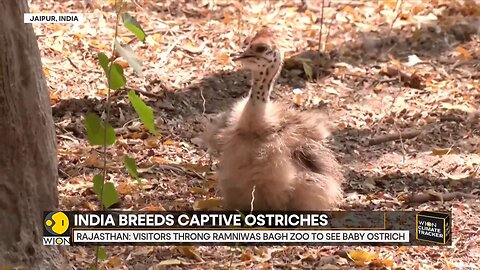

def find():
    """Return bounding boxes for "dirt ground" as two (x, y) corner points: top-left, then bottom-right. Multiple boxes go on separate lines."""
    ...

(29, 0), (480, 269)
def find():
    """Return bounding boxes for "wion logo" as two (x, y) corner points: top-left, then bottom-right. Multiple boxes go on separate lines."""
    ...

(415, 211), (451, 245)
(43, 211), (71, 246)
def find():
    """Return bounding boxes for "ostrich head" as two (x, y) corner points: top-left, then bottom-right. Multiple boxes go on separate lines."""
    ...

(232, 27), (283, 75)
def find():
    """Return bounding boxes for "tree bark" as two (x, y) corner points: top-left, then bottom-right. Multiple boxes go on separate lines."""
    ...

(0, 1), (68, 268)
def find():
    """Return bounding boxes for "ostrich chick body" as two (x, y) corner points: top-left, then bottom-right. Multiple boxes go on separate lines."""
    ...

(203, 27), (344, 211)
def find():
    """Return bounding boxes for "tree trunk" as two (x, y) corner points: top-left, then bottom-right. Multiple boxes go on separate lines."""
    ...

(0, 1), (68, 268)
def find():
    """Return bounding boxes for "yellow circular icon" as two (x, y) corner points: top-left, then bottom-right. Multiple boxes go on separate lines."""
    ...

(45, 212), (69, 235)
(427, 222), (431, 227)
(56, 238), (63, 244)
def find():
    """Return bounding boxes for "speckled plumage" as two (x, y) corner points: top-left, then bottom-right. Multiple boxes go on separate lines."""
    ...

(201, 27), (344, 211)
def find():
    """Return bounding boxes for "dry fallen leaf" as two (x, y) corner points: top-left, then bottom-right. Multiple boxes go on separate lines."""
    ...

(216, 53), (231, 64)
(181, 39), (204, 54)
(431, 148), (452, 156)
(191, 187), (209, 194)
(241, 249), (254, 261)
(370, 258), (394, 268)
(444, 172), (474, 180)
(317, 264), (341, 270)
(156, 259), (185, 266)
(107, 257), (122, 266)
(163, 139), (178, 146)
(178, 246), (204, 262)
(293, 88), (303, 106)
(388, 55), (402, 68)
(50, 37), (64, 52)
(299, 252), (317, 261)
(181, 163), (211, 173)
(116, 182), (133, 195)
(141, 204), (166, 211)
(412, 4), (425, 14)
(193, 198), (223, 210)
(144, 136), (159, 148)
(406, 54), (423, 66)
(441, 103), (474, 113)
(455, 46), (472, 60)
(49, 90), (60, 105)
(223, 12), (232, 25)
(97, 88), (109, 96)
(43, 67), (51, 77)
(348, 250), (377, 266)
(208, 173), (219, 181)
(150, 156), (171, 164)
(84, 154), (104, 168)
(114, 59), (129, 69)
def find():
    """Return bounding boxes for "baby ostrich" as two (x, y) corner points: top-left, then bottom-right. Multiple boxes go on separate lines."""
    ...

(202, 27), (344, 211)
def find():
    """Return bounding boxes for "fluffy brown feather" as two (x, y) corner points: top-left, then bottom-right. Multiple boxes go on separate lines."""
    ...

(200, 26), (344, 211)
(201, 97), (344, 211)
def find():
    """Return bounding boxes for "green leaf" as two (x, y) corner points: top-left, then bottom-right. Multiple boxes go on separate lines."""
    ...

(128, 90), (158, 135)
(122, 13), (146, 42)
(93, 174), (119, 209)
(123, 156), (139, 179)
(85, 113), (116, 146)
(302, 61), (313, 81)
(115, 40), (143, 77)
(102, 182), (119, 209)
(98, 53), (126, 90)
(108, 63), (126, 90)
(98, 52), (110, 74)
(97, 246), (107, 260)
(93, 174), (104, 196)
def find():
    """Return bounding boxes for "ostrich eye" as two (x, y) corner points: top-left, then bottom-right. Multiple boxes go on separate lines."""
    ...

(255, 45), (268, 53)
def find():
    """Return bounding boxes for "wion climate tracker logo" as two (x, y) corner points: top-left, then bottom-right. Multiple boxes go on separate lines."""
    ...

(43, 211), (71, 246)
(416, 211), (451, 245)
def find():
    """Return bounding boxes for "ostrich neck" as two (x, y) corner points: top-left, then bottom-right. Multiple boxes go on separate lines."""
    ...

(238, 65), (280, 131)
(251, 70), (274, 104)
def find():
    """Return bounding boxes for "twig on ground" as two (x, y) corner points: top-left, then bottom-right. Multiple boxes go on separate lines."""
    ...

(110, 87), (164, 101)
(405, 191), (476, 204)
(152, 164), (204, 179)
(250, 185), (256, 213)
(368, 129), (421, 146)
(323, 4), (335, 51)
(128, 88), (164, 98)
(315, 0), (325, 81)
(119, 27), (177, 38)
(200, 88), (206, 115)
(318, 0), (325, 53)
(303, 0), (364, 12)
(67, 56), (82, 71)
(58, 134), (80, 144)
(392, 121), (407, 162)
(371, 81), (404, 137)
(158, 32), (190, 68)
(380, 0), (402, 55)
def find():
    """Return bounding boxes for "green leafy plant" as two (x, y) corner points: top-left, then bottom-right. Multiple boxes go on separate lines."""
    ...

(83, 1), (157, 269)
(128, 90), (158, 136)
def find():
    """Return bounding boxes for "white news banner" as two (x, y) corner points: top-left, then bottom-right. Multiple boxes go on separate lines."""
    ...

(24, 13), (84, 24)
(73, 230), (410, 243)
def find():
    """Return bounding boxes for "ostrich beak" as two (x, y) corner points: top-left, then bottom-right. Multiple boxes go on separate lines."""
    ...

(230, 51), (254, 61)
